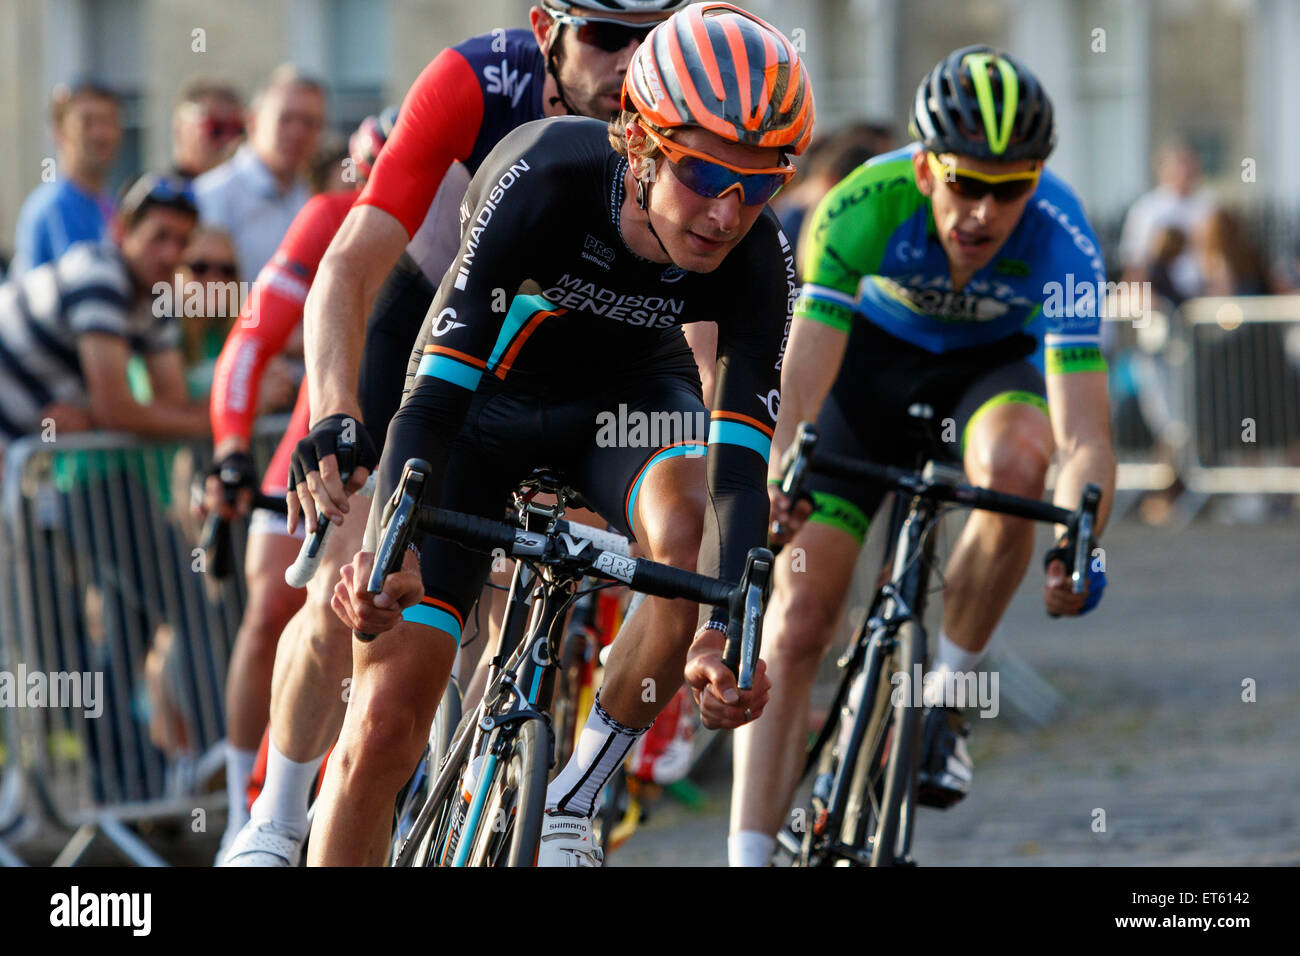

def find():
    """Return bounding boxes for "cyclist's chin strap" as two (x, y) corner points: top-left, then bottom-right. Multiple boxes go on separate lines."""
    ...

(544, 27), (578, 116)
(635, 165), (673, 262)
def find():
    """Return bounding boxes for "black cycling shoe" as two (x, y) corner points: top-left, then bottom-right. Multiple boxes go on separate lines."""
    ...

(917, 707), (973, 809)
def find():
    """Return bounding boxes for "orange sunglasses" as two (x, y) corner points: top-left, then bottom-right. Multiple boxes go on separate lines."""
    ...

(639, 125), (796, 206)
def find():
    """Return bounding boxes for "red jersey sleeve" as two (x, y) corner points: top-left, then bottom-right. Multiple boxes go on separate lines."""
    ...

(355, 47), (485, 238)
(210, 190), (355, 445)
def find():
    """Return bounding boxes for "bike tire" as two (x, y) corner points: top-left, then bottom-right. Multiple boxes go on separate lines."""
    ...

(552, 629), (595, 772)
(461, 719), (550, 866)
(867, 620), (924, 866)
(837, 648), (899, 860)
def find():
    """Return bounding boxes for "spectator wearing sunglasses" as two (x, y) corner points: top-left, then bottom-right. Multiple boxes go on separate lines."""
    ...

(172, 78), (246, 181)
(0, 174), (210, 466)
(194, 65), (327, 280)
(11, 77), (123, 278)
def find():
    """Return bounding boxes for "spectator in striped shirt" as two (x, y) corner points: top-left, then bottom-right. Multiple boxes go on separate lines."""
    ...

(0, 174), (211, 469)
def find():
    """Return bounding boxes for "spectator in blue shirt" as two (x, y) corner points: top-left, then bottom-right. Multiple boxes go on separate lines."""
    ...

(11, 78), (123, 277)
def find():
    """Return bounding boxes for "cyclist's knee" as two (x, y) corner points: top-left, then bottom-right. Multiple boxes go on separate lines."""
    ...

(767, 576), (841, 665)
(974, 431), (1051, 500)
(301, 585), (353, 670)
(342, 693), (425, 790)
(637, 490), (705, 571)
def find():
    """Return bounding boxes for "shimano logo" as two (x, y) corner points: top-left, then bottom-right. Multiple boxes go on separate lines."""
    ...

(582, 234), (615, 270)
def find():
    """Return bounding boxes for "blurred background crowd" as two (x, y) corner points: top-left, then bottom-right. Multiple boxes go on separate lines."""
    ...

(1, 0), (1298, 521)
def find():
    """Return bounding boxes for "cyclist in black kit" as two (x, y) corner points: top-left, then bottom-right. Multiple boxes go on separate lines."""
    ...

(319, 3), (815, 866)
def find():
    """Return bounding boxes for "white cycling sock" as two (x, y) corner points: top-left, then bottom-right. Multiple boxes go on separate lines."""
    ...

(923, 630), (986, 708)
(546, 693), (647, 817)
(728, 830), (776, 867)
(248, 739), (323, 838)
(223, 746), (257, 837)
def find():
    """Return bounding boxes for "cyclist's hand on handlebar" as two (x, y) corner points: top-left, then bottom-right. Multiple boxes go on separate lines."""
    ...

(201, 449), (258, 522)
(1044, 551), (1106, 617)
(685, 627), (771, 730)
(1043, 558), (1088, 617)
(287, 413), (378, 534)
(332, 548), (424, 636)
(767, 482), (813, 546)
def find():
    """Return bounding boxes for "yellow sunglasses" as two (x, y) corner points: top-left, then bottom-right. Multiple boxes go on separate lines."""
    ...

(640, 125), (796, 206)
(925, 151), (1041, 202)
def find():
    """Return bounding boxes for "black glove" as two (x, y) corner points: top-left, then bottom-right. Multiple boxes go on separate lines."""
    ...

(288, 413), (379, 493)
(209, 450), (258, 505)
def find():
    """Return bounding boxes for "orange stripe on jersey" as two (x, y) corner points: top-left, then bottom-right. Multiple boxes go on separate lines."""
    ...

(424, 344), (487, 369)
(493, 308), (565, 379)
(711, 409), (774, 437)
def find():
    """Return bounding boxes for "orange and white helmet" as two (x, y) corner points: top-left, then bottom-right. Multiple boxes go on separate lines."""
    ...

(621, 2), (815, 155)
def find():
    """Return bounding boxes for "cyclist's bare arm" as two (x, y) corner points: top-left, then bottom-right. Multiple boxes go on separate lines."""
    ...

(684, 321), (718, 405)
(1044, 369), (1116, 538)
(768, 316), (848, 481)
(303, 205), (410, 424)
(79, 334), (208, 438)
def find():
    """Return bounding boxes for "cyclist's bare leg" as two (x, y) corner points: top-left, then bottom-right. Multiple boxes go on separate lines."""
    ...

(308, 620), (456, 866)
(220, 529), (306, 842)
(267, 497), (370, 762)
(226, 531), (307, 753)
(731, 520), (860, 841)
(590, 456), (706, 729)
(942, 403), (1053, 653)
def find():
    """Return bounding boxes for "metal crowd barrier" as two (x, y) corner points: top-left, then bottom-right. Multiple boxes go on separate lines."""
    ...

(1102, 306), (1183, 503)
(1179, 296), (1300, 494)
(0, 415), (289, 865)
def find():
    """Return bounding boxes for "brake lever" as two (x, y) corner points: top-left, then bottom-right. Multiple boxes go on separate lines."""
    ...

(1071, 484), (1102, 595)
(724, 547), (774, 691)
(356, 459), (430, 642)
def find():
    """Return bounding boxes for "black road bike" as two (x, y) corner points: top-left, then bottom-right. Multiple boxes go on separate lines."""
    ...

(774, 421), (1100, 866)
(370, 459), (773, 866)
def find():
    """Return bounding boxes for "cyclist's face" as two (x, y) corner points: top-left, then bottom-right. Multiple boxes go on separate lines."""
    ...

(119, 208), (197, 290)
(533, 6), (665, 120)
(915, 150), (1039, 274)
(642, 128), (781, 274)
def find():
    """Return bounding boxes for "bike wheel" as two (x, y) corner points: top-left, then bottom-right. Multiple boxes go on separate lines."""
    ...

(389, 681), (466, 866)
(552, 629), (595, 771)
(837, 646), (900, 860)
(461, 719), (550, 866)
(871, 620), (923, 865)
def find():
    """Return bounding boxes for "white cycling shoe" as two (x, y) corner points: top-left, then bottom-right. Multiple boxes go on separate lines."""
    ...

(218, 818), (305, 867)
(537, 810), (603, 867)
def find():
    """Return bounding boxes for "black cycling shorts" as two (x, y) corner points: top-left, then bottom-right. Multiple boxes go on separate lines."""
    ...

(807, 322), (1048, 544)
(372, 368), (708, 644)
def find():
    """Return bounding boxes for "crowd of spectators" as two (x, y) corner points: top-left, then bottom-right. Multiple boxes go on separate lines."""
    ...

(0, 67), (331, 472)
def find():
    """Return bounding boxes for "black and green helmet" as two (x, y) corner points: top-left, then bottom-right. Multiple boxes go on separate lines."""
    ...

(909, 45), (1056, 162)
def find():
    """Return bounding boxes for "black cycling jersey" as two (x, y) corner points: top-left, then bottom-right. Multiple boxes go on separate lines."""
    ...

(375, 116), (794, 635)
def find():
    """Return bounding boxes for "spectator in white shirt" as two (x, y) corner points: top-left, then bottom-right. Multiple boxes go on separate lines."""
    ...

(194, 65), (327, 279)
(1119, 142), (1215, 300)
